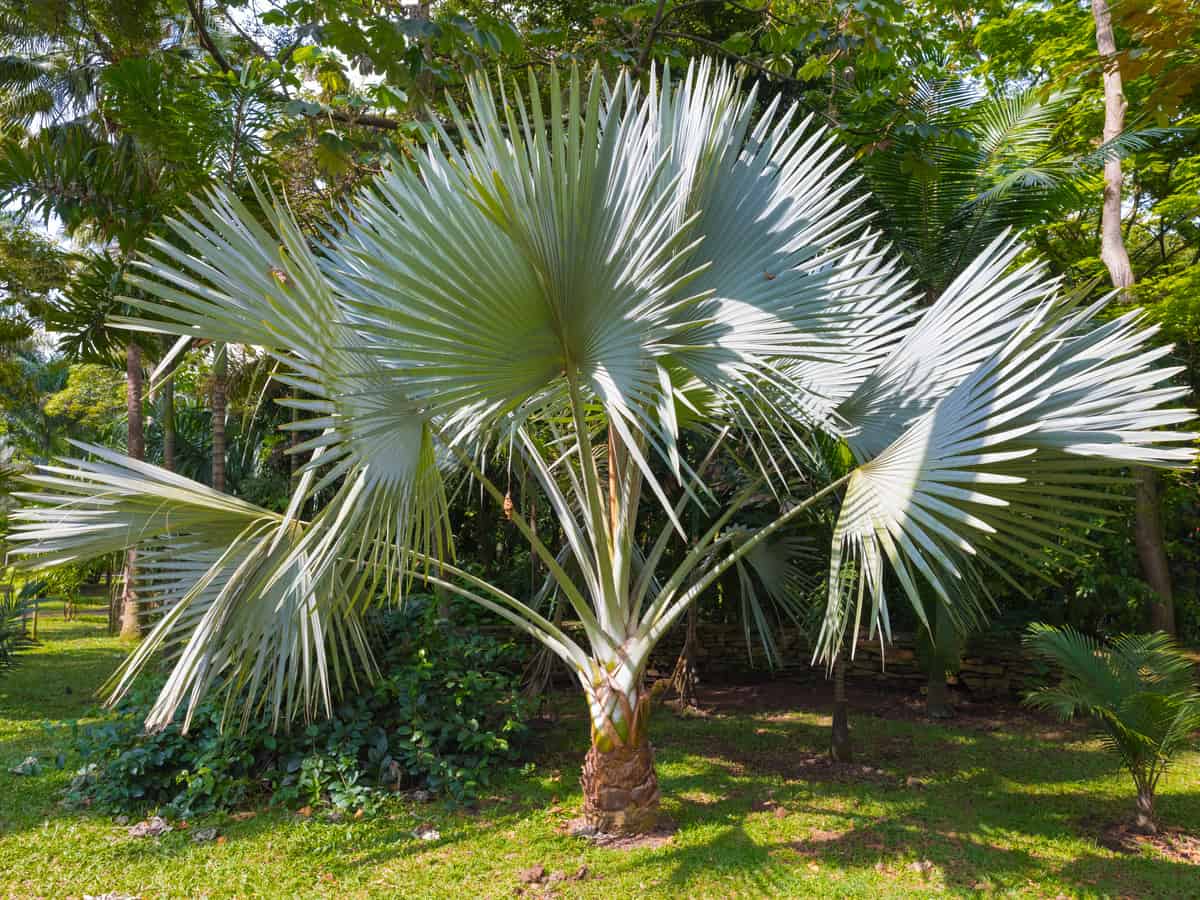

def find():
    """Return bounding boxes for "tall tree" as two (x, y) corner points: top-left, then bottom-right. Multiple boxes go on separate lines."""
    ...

(1092, 0), (1175, 634)
(211, 344), (226, 492)
(119, 341), (144, 639)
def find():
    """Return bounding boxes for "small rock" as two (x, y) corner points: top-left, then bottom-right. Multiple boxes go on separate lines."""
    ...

(191, 827), (219, 843)
(8, 756), (39, 776)
(114, 815), (129, 826)
(566, 819), (599, 837)
(518, 865), (546, 884)
(413, 823), (440, 841)
(411, 788), (432, 802)
(547, 871), (566, 884)
(128, 816), (172, 838)
(907, 859), (935, 875)
(773, 806), (789, 819)
(326, 811), (344, 823)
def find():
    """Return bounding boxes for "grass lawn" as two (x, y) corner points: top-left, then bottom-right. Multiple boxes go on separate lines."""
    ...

(2, 606), (1198, 899)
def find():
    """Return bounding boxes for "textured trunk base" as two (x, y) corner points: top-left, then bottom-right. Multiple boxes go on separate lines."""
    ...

(926, 670), (953, 719)
(581, 740), (660, 834)
(1133, 789), (1157, 835)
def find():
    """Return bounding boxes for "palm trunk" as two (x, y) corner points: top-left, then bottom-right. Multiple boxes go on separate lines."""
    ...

(581, 677), (660, 833)
(830, 650), (852, 761)
(1092, 0), (1175, 633)
(119, 341), (144, 640)
(211, 343), (227, 493)
(1133, 784), (1156, 834)
(926, 665), (952, 718)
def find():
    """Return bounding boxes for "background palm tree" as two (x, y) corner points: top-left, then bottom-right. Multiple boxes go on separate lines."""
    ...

(1023, 623), (1200, 834)
(8, 62), (1195, 835)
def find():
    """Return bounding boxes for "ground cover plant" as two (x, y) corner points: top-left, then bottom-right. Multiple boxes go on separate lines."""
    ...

(64, 596), (533, 816)
(2, 606), (1199, 899)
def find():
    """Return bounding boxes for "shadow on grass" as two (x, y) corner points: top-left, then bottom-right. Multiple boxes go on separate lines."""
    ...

(0, 646), (125, 721)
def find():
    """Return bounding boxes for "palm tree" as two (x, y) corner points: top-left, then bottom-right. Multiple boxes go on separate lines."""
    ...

(1023, 624), (1200, 834)
(8, 62), (1196, 835)
(855, 74), (1176, 715)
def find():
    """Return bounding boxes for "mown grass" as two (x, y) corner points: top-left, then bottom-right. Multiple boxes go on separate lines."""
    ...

(1, 605), (1198, 898)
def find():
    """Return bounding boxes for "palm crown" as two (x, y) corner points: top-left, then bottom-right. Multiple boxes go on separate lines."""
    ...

(7, 61), (1196, 834)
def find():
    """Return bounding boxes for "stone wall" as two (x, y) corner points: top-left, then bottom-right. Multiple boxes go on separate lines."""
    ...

(539, 623), (1045, 699)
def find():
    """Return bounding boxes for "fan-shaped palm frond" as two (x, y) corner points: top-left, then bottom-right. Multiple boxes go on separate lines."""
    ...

(818, 248), (1195, 658)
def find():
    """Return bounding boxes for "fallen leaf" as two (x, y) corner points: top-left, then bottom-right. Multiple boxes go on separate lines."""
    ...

(298, 806), (313, 818)
(231, 810), (256, 822)
(774, 806), (789, 819)
(127, 817), (171, 839)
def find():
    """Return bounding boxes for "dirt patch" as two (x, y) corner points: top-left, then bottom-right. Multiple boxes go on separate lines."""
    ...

(558, 817), (677, 851)
(792, 752), (896, 786)
(694, 680), (1087, 736)
(1096, 821), (1200, 863)
(788, 828), (846, 856)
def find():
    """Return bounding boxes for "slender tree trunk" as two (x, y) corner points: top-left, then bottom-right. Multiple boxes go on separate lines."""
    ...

(120, 342), (144, 640)
(1092, 0), (1175, 633)
(830, 650), (852, 762)
(161, 362), (176, 473)
(580, 675), (660, 834)
(670, 602), (699, 707)
(211, 343), (227, 493)
(924, 600), (954, 718)
(1133, 784), (1157, 834)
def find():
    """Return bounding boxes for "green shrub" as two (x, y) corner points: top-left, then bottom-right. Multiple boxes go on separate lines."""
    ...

(66, 596), (534, 815)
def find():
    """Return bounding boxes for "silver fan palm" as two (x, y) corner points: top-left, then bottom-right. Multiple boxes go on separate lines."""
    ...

(7, 61), (1195, 834)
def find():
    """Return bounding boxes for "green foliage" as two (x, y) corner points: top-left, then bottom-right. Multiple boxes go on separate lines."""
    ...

(1023, 623), (1200, 824)
(64, 597), (533, 815)
(0, 579), (37, 675)
(41, 363), (125, 436)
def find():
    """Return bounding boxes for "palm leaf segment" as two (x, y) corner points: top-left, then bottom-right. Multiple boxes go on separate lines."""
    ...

(819, 236), (1196, 659)
(5, 61), (1195, 731)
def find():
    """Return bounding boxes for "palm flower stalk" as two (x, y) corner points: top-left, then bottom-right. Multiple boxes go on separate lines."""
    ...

(7, 62), (1196, 834)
